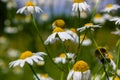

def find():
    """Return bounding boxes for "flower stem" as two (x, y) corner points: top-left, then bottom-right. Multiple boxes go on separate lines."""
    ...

(116, 39), (120, 71)
(28, 64), (40, 80)
(61, 71), (64, 80)
(103, 64), (109, 80)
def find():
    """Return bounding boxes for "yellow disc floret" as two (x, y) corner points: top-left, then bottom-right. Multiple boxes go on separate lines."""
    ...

(52, 27), (65, 33)
(95, 14), (102, 19)
(106, 4), (113, 8)
(73, 60), (89, 72)
(59, 53), (66, 58)
(41, 74), (48, 78)
(20, 51), (33, 59)
(108, 53), (113, 59)
(80, 34), (88, 40)
(114, 77), (120, 80)
(25, 1), (35, 7)
(53, 19), (65, 28)
(73, 0), (84, 3)
(70, 28), (77, 33)
(84, 23), (93, 27)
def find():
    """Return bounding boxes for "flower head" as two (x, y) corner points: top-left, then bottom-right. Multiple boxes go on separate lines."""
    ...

(44, 27), (75, 45)
(9, 51), (46, 68)
(77, 23), (101, 32)
(67, 60), (91, 80)
(72, 0), (90, 12)
(101, 4), (120, 13)
(52, 19), (66, 29)
(93, 14), (105, 24)
(110, 17), (120, 25)
(17, 1), (43, 14)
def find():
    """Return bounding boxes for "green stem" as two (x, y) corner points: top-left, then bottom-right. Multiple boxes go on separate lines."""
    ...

(103, 64), (109, 80)
(116, 39), (120, 71)
(28, 64), (40, 80)
(61, 71), (64, 80)
(31, 15), (66, 72)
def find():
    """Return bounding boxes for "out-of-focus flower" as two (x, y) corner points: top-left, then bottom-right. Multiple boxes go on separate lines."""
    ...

(7, 48), (20, 58)
(37, 61), (45, 66)
(52, 19), (66, 29)
(66, 28), (79, 43)
(17, 1), (43, 14)
(0, 36), (9, 50)
(40, 13), (49, 21)
(54, 53), (75, 64)
(95, 47), (116, 70)
(34, 73), (54, 80)
(93, 14), (105, 24)
(12, 67), (23, 74)
(77, 23), (101, 32)
(7, 0), (17, 9)
(9, 51), (46, 68)
(72, 0), (90, 12)
(4, 26), (19, 34)
(101, 4), (120, 13)
(110, 17), (120, 25)
(111, 28), (120, 36)
(67, 60), (91, 80)
(80, 34), (92, 46)
(103, 14), (112, 20)
(44, 27), (75, 45)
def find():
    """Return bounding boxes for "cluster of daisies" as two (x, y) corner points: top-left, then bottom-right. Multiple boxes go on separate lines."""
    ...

(8, 0), (120, 80)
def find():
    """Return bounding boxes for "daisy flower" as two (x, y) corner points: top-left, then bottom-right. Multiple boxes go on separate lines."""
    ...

(66, 28), (79, 43)
(72, 0), (90, 12)
(110, 17), (120, 25)
(101, 4), (120, 13)
(95, 47), (116, 70)
(80, 34), (92, 46)
(67, 60), (91, 80)
(54, 53), (75, 64)
(17, 1), (43, 14)
(111, 28), (120, 36)
(9, 51), (46, 68)
(77, 23), (101, 32)
(34, 73), (53, 80)
(93, 14), (105, 24)
(52, 19), (66, 29)
(44, 27), (75, 45)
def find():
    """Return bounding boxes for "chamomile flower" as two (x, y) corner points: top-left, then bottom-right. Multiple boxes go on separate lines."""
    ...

(34, 73), (53, 80)
(66, 28), (79, 43)
(72, 0), (90, 12)
(17, 1), (43, 14)
(44, 27), (75, 45)
(52, 19), (66, 29)
(9, 51), (46, 68)
(111, 28), (120, 36)
(101, 4), (120, 13)
(93, 14), (105, 24)
(77, 23), (101, 32)
(54, 53), (75, 64)
(95, 47), (116, 70)
(110, 17), (120, 25)
(67, 60), (91, 80)
(80, 34), (92, 46)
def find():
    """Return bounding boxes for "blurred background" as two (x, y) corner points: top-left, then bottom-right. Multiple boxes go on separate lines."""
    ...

(0, 0), (120, 80)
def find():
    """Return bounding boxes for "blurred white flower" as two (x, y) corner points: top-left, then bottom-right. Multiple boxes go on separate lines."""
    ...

(103, 14), (112, 20)
(37, 60), (45, 66)
(101, 4), (120, 13)
(12, 67), (23, 74)
(40, 13), (49, 21)
(7, 0), (17, 9)
(34, 73), (54, 80)
(93, 14), (105, 24)
(111, 28), (120, 36)
(9, 51), (46, 68)
(77, 23), (101, 32)
(72, 0), (90, 12)
(4, 26), (19, 34)
(110, 17), (120, 25)
(67, 60), (91, 80)
(54, 53), (75, 64)
(44, 27), (75, 45)
(7, 48), (20, 58)
(17, 1), (43, 14)
(80, 34), (92, 46)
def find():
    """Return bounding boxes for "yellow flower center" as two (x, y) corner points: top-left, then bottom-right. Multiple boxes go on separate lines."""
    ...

(80, 34), (88, 40)
(53, 19), (65, 28)
(73, 0), (84, 3)
(41, 74), (48, 78)
(25, 1), (35, 7)
(84, 23), (93, 27)
(106, 4), (113, 8)
(73, 60), (89, 72)
(20, 51), (33, 59)
(52, 27), (65, 33)
(70, 28), (77, 33)
(95, 14), (102, 18)
(114, 77), (120, 80)
(108, 53), (113, 59)
(59, 53), (66, 58)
